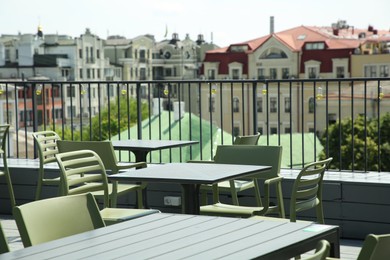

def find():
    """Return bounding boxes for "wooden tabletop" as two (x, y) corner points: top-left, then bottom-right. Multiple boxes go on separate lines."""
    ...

(2, 213), (339, 259)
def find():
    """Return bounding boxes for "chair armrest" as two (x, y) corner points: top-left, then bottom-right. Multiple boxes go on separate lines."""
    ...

(258, 176), (284, 215)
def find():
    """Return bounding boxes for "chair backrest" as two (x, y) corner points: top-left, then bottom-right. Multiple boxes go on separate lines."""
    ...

(0, 124), (10, 166)
(13, 193), (105, 247)
(290, 157), (333, 223)
(233, 132), (260, 145)
(0, 124), (10, 155)
(357, 233), (390, 260)
(302, 239), (330, 260)
(31, 131), (61, 167)
(57, 140), (119, 173)
(0, 222), (10, 254)
(213, 145), (282, 179)
(55, 149), (110, 207)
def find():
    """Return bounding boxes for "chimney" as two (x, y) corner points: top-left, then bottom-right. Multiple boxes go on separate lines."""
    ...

(270, 16), (275, 34)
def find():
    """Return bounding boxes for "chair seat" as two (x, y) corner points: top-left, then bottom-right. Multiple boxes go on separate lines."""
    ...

(200, 202), (267, 217)
(201, 180), (255, 192)
(100, 208), (160, 225)
(91, 182), (142, 198)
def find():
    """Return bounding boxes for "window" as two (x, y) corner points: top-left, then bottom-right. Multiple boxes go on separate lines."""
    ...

(109, 84), (114, 97)
(87, 69), (91, 79)
(61, 69), (69, 78)
(284, 97), (291, 113)
(140, 68), (146, 80)
(5, 49), (10, 61)
(233, 97), (239, 112)
(270, 97), (277, 113)
(233, 126), (240, 137)
(256, 97), (263, 113)
(67, 106), (76, 116)
(380, 65), (389, 77)
(260, 47), (287, 59)
(79, 69), (83, 79)
(165, 68), (172, 77)
(285, 127), (291, 134)
(364, 65), (377, 77)
(282, 68), (290, 79)
(66, 86), (75, 97)
(309, 97), (315, 113)
(232, 69), (240, 79)
(269, 68), (277, 79)
(305, 42), (325, 50)
(336, 66), (345, 78)
(97, 69), (101, 79)
(208, 69), (215, 80)
(209, 96), (215, 112)
(97, 49), (100, 59)
(85, 47), (89, 61)
(79, 49), (82, 59)
(270, 127), (277, 134)
(257, 68), (265, 79)
(54, 109), (62, 119)
(52, 86), (60, 98)
(308, 67), (318, 79)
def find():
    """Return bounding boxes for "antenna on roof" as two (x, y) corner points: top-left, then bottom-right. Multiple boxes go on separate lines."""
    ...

(270, 16), (275, 34)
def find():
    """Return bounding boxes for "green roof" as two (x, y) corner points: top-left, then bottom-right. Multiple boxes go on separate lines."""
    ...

(111, 111), (323, 167)
(111, 111), (233, 163)
(258, 133), (324, 168)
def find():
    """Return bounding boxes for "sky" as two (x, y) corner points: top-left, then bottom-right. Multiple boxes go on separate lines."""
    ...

(1, 0), (389, 47)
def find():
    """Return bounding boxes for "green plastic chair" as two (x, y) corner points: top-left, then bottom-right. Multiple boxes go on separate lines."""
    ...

(199, 145), (285, 218)
(303, 240), (330, 260)
(13, 193), (105, 247)
(31, 130), (62, 200)
(290, 157), (333, 224)
(0, 124), (16, 209)
(0, 222), (10, 254)
(326, 233), (390, 260)
(55, 149), (159, 225)
(57, 140), (147, 208)
(196, 133), (260, 206)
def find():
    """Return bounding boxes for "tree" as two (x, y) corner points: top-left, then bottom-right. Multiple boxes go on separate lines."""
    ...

(54, 96), (149, 141)
(320, 113), (390, 171)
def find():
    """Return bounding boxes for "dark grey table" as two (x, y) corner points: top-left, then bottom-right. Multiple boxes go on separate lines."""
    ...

(109, 163), (271, 215)
(1, 213), (340, 259)
(111, 139), (199, 162)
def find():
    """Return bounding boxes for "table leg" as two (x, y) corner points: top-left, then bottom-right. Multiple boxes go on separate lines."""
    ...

(181, 184), (200, 215)
(133, 151), (150, 208)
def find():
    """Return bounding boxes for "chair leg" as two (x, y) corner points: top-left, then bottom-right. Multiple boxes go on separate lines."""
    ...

(229, 180), (239, 205)
(136, 189), (144, 209)
(276, 182), (285, 218)
(253, 180), (263, 207)
(316, 203), (325, 224)
(200, 190), (208, 206)
(5, 172), (16, 208)
(35, 180), (43, 200)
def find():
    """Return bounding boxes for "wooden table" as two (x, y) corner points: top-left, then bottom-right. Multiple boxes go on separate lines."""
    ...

(2, 213), (340, 259)
(109, 163), (271, 215)
(111, 139), (199, 162)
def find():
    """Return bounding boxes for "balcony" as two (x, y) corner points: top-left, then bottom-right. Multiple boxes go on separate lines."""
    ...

(1, 78), (390, 242)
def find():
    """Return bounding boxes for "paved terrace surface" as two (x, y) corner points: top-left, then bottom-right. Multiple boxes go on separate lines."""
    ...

(1, 214), (362, 259)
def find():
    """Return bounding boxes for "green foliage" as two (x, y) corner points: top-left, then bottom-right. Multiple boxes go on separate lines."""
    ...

(53, 96), (148, 141)
(320, 113), (390, 171)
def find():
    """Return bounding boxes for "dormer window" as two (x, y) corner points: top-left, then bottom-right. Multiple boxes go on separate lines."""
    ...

(305, 42), (325, 50)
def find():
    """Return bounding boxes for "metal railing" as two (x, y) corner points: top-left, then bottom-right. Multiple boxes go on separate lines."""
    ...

(0, 78), (389, 172)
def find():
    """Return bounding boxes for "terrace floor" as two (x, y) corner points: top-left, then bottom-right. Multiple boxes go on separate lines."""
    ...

(1, 214), (363, 259)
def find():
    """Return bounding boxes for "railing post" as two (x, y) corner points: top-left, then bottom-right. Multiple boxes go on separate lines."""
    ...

(252, 81), (258, 134)
(136, 82), (142, 140)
